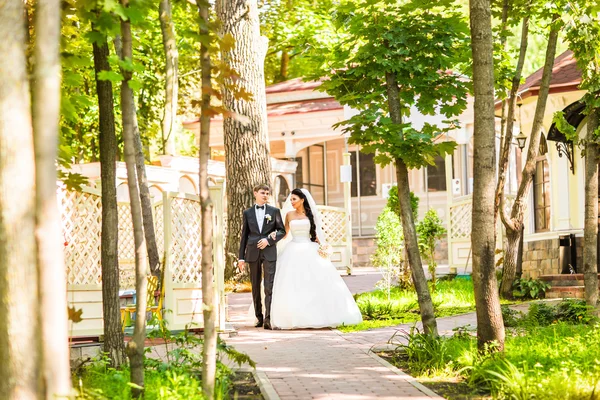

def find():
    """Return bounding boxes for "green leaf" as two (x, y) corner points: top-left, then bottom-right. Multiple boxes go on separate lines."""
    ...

(97, 70), (124, 82)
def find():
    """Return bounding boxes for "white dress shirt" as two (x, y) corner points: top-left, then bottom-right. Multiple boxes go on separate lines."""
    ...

(255, 204), (265, 232)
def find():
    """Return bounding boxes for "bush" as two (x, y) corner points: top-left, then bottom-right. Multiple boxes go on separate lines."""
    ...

(554, 298), (597, 324)
(416, 209), (446, 288)
(512, 277), (550, 299)
(371, 206), (411, 292)
(75, 318), (255, 399)
(501, 305), (522, 327)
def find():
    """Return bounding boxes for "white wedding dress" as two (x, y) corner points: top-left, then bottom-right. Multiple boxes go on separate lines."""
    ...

(269, 219), (363, 329)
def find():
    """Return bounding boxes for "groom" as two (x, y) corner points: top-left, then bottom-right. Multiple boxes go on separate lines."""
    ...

(238, 184), (286, 330)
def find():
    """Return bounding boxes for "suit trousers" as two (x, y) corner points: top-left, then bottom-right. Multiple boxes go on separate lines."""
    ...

(249, 250), (276, 323)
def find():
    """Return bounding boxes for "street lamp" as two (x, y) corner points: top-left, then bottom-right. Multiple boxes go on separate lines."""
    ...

(515, 131), (527, 151)
(515, 103), (527, 151)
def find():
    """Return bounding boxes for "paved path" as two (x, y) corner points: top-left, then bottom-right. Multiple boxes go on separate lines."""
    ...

(224, 269), (473, 399)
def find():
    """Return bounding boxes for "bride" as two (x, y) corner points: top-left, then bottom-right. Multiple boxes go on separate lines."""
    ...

(266, 188), (363, 329)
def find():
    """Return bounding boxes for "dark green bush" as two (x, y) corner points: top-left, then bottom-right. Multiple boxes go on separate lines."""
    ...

(512, 277), (550, 299)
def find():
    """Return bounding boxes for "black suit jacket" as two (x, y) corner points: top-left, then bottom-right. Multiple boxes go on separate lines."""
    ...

(239, 205), (286, 262)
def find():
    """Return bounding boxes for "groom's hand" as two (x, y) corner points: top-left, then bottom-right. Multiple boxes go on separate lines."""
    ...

(257, 238), (269, 249)
(237, 260), (246, 272)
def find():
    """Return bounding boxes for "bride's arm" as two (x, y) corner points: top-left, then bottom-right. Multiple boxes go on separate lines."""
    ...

(270, 213), (290, 241)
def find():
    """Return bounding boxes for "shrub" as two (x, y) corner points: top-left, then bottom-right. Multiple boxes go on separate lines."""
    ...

(522, 302), (555, 326)
(371, 206), (411, 292)
(416, 209), (446, 288)
(501, 305), (522, 327)
(512, 277), (550, 299)
(554, 298), (597, 324)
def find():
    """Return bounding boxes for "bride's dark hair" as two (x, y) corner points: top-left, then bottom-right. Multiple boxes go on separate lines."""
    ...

(292, 188), (317, 242)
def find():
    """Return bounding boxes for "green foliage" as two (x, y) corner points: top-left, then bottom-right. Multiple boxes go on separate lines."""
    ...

(501, 304), (523, 328)
(259, 0), (338, 84)
(75, 318), (255, 399)
(523, 301), (556, 326)
(512, 277), (550, 299)
(562, 2), (600, 110)
(392, 322), (600, 399)
(416, 209), (446, 288)
(386, 186), (419, 221)
(554, 298), (597, 324)
(371, 206), (411, 293)
(393, 327), (453, 374)
(309, 0), (469, 170)
(502, 299), (597, 328)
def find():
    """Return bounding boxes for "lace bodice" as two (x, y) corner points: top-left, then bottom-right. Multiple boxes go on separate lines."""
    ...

(289, 219), (311, 243)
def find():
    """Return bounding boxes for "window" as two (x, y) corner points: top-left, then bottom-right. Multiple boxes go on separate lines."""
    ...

(294, 144), (326, 204)
(426, 156), (447, 192)
(533, 158), (550, 232)
(350, 151), (377, 197)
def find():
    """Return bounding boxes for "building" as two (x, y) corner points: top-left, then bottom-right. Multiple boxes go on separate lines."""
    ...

(183, 78), (460, 266)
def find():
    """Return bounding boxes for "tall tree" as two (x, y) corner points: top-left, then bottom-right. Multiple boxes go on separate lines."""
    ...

(120, 0), (149, 395)
(159, 0), (178, 155)
(314, 0), (470, 336)
(469, 0), (506, 350)
(499, 18), (560, 299)
(32, 0), (72, 396)
(555, 0), (600, 310)
(197, 2), (217, 396)
(92, 21), (126, 366)
(216, 0), (273, 279)
(0, 0), (40, 397)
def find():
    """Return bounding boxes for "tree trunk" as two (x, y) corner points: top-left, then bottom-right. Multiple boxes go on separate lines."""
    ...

(469, 0), (505, 351)
(31, 0), (72, 396)
(216, 0), (272, 280)
(92, 32), (125, 367)
(385, 71), (437, 336)
(278, 50), (289, 82)
(120, 2), (148, 396)
(583, 110), (599, 309)
(0, 1), (40, 397)
(134, 123), (161, 278)
(499, 20), (559, 299)
(198, 4), (217, 397)
(495, 16), (530, 219)
(113, 36), (160, 279)
(159, 0), (178, 155)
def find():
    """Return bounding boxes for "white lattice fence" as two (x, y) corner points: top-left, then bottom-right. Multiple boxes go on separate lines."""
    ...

(169, 196), (202, 284)
(318, 206), (347, 245)
(449, 197), (473, 240)
(60, 188), (103, 285)
(317, 205), (350, 270)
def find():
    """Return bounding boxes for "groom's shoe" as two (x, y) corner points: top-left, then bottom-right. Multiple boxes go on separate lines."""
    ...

(255, 320), (264, 328)
(264, 321), (272, 330)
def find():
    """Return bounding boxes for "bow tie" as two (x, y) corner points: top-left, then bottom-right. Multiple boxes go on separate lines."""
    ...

(256, 205), (265, 210)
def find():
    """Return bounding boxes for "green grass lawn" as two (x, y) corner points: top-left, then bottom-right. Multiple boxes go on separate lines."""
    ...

(339, 278), (514, 333)
(388, 322), (600, 399)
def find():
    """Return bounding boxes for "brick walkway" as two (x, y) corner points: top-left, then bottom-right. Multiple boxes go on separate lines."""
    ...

(224, 270), (477, 399)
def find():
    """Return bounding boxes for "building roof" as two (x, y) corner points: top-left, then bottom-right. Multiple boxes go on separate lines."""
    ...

(519, 50), (581, 98)
(267, 97), (342, 116)
(265, 78), (324, 94)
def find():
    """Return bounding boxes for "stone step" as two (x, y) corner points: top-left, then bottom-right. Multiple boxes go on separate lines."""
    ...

(545, 286), (585, 299)
(539, 273), (600, 286)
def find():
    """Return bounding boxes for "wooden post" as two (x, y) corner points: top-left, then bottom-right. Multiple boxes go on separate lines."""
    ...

(445, 153), (457, 274)
(343, 152), (353, 275)
(210, 179), (226, 330)
(162, 191), (174, 328)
